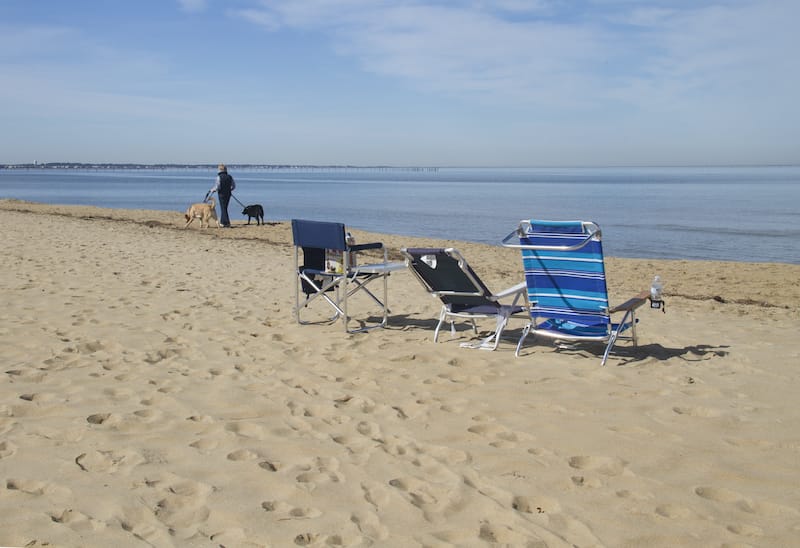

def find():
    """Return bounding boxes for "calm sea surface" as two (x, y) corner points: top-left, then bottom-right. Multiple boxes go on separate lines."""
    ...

(2, 166), (799, 264)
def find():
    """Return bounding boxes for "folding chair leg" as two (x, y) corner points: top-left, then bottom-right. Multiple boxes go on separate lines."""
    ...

(342, 271), (391, 334)
(433, 307), (448, 342)
(601, 309), (634, 366)
(347, 278), (386, 309)
(484, 315), (509, 351)
(629, 310), (639, 346)
(295, 273), (345, 325)
(515, 323), (532, 357)
(461, 314), (509, 351)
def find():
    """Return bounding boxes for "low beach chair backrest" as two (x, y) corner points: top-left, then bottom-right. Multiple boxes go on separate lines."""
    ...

(402, 248), (499, 313)
(518, 220), (610, 326)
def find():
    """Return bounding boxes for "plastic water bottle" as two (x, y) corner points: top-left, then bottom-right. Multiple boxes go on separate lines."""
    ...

(346, 232), (357, 269)
(650, 275), (663, 309)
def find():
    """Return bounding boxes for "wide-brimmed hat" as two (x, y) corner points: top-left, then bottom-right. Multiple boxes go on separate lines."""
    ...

(218, 163), (227, 172)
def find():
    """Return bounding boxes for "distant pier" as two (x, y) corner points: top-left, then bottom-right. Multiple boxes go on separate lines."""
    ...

(1, 162), (440, 173)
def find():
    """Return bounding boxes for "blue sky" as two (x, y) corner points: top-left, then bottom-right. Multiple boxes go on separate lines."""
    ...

(1, 0), (797, 166)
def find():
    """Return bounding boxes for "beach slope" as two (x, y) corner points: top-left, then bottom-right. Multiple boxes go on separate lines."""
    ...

(1, 200), (799, 547)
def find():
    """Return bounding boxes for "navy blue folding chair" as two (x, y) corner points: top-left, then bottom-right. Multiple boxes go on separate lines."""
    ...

(502, 220), (649, 365)
(292, 219), (393, 333)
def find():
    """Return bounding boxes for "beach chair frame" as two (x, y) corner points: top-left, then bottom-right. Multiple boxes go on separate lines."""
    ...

(401, 247), (527, 350)
(292, 219), (391, 333)
(502, 220), (648, 365)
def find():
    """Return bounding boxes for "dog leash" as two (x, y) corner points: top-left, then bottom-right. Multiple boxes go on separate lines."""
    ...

(230, 193), (246, 208)
(203, 191), (245, 208)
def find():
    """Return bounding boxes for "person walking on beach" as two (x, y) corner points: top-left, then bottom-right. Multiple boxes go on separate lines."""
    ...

(209, 163), (236, 227)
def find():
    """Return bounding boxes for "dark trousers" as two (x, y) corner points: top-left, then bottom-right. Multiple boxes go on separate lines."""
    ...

(218, 192), (231, 226)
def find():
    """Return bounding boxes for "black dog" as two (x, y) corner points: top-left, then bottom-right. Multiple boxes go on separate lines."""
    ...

(242, 204), (264, 225)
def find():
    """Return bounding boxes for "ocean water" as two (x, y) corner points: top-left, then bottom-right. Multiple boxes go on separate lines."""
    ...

(2, 166), (799, 264)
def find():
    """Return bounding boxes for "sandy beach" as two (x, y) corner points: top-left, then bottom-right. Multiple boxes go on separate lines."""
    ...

(1, 199), (799, 547)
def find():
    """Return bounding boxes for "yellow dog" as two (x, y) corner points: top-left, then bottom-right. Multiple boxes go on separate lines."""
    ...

(183, 197), (220, 229)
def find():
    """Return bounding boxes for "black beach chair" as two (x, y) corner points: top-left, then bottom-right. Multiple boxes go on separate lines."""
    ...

(401, 247), (527, 350)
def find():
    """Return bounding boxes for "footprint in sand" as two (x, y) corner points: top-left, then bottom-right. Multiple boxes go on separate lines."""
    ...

(695, 485), (742, 504)
(293, 532), (322, 546)
(568, 455), (628, 476)
(75, 340), (106, 354)
(695, 486), (800, 518)
(142, 475), (214, 538)
(294, 456), (343, 491)
(261, 500), (322, 519)
(225, 421), (267, 439)
(119, 506), (174, 546)
(102, 387), (135, 402)
(356, 420), (383, 440)
(727, 523), (764, 537)
(19, 392), (58, 403)
(189, 438), (219, 452)
(350, 511), (389, 541)
(512, 494), (560, 514)
(143, 348), (183, 365)
(7, 478), (48, 495)
(467, 422), (523, 448)
(478, 521), (538, 545)
(5, 368), (46, 383)
(0, 440), (18, 458)
(437, 371), (485, 385)
(333, 394), (377, 414)
(209, 528), (251, 546)
(672, 405), (722, 418)
(86, 412), (119, 426)
(6, 478), (72, 501)
(361, 481), (392, 510)
(331, 433), (378, 461)
(132, 408), (163, 422)
(50, 508), (106, 533)
(654, 503), (695, 519)
(226, 448), (260, 462)
(388, 474), (464, 521)
(75, 449), (144, 474)
(571, 475), (603, 488)
(389, 476), (439, 506)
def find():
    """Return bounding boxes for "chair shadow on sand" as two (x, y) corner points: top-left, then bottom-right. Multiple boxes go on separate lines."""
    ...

(511, 336), (732, 366)
(384, 313), (730, 366)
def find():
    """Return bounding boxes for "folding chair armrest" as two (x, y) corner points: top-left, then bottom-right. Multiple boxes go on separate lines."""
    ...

(301, 267), (333, 276)
(349, 242), (383, 252)
(608, 291), (649, 313)
(491, 281), (528, 305)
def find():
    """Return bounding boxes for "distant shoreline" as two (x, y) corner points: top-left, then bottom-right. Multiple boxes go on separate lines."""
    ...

(2, 163), (798, 171)
(1, 163), (440, 172)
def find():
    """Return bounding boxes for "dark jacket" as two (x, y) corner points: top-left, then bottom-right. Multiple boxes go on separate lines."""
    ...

(216, 172), (235, 195)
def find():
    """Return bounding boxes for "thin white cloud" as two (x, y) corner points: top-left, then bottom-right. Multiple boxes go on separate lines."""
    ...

(177, 0), (207, 13)
(233, 1), (606, 106)
(229, 8), (282, 30)
(231, 0), (800, 113)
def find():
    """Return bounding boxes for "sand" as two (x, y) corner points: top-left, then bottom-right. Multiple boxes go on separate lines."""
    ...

(1, 199), (799, 547)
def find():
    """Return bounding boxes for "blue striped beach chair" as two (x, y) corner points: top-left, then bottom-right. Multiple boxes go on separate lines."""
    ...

(502, 220), (649, 365)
